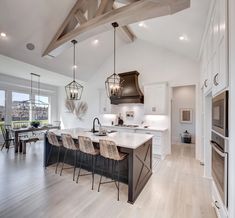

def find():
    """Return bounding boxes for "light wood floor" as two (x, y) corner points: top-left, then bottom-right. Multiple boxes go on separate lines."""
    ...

(0, 142), (216, 218)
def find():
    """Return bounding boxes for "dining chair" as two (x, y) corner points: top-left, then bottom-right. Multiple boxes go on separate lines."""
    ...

(0, 125), (15, 151)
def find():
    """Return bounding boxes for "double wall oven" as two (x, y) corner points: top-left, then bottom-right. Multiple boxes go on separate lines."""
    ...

(212, 91), (228, 137)
(211, 90), (229, 207)
(211, 132), (228, 207)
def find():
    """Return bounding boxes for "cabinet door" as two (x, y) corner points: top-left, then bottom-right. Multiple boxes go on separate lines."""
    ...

(219, 0), (226, 41)
(144, 83), (168, 115)
(99, 89), (111, 114)
(212, 0), (220, 54)
(203, 61), (213, 94)
(212, 37), (228, 95)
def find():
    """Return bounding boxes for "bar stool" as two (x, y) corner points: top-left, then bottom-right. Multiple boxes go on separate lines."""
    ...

(47, 131), (63, 173)
(60, 134), (79, 181)
(76, 136), (99, 190)
(98, 139), (127, 201)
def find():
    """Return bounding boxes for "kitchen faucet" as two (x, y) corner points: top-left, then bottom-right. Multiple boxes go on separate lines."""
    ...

(92, 117), (101, 133)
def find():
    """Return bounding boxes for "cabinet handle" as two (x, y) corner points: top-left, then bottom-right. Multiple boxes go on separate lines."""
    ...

(213, 73), (219, 86)
(204, 79), (208, 88)
(214, 201), (220, 210)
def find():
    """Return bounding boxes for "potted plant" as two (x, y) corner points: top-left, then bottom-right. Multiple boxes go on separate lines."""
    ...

(30, 120), (40, 128)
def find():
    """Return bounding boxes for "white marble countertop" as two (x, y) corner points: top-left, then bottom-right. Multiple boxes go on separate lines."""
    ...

(51, 128), (153, 149)
(102, 125), (168, 132)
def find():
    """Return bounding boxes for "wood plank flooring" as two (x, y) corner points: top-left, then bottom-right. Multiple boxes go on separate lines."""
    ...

(0, 142), (216, 218)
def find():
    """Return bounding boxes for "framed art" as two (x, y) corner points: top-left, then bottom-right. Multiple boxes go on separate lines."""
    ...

(180, 108), (192, 123)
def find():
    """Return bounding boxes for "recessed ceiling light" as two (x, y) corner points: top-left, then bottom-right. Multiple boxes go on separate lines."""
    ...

(92, 39), (99, 45)
(73, 65), (77, 69)
(138, 22), (147, 28)
(179, 35), (188, 41)
(0, 32), (7, 38)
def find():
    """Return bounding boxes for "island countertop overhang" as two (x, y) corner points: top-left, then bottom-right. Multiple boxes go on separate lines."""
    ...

(50, 128), (153, 149)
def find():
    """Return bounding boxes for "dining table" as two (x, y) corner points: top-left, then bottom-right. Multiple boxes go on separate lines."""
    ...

(12, 125), (60, 153)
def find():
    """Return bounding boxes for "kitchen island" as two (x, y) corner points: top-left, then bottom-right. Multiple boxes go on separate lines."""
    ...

(44, 128), (153, 204)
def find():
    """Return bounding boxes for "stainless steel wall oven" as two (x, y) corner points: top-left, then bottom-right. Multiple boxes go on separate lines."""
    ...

(211, 131), (228, 207)
(212, 91), (229, 137)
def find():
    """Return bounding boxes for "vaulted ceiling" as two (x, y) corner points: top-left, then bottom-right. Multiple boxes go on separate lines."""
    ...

(0, 0), (211, 82)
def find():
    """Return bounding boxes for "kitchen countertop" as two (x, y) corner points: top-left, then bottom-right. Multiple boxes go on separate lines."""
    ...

(51, 128), (153, 149)
(102, 124), (168, 132)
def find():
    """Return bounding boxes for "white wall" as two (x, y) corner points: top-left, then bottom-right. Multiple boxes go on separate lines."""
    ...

(58, 39), (200, 140)
(171, 85), (196, 144)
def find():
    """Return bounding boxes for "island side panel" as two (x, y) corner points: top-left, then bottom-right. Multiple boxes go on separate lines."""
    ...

(127, 138), (152, 204)
(44, 134), (57, 167)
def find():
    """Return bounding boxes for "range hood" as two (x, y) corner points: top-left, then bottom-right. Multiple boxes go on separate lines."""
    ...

(110, 71), (144, 105)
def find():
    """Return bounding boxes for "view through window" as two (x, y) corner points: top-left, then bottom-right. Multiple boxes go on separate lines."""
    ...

(12, 92), (30, 126)
(33, 95), (49, 124)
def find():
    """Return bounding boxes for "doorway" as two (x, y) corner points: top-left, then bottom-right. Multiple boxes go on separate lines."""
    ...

(171, 85), (196, 154)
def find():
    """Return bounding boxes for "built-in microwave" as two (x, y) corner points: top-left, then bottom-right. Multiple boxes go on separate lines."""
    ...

(212, 91), (229, 137)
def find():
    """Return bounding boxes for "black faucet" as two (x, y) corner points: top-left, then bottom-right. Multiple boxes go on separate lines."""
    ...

(92, 117), (101, 133)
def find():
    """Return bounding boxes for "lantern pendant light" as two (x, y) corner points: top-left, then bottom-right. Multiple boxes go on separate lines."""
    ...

(65, 40), (83, 100)
(105, 22), (123, 98)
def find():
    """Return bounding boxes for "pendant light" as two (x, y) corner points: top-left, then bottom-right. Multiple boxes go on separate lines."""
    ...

(19, 73), (49, 116)
(65, 40), (83, 100)
(105, 22), (123, 98)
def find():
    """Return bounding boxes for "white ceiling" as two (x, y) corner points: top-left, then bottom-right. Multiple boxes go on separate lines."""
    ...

(0, 0), (211, 82)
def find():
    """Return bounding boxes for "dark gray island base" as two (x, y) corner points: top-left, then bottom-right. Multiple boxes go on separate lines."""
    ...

(44, 134), (152, 204)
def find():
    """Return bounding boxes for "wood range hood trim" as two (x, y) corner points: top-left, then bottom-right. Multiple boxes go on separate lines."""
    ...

(110, 71), (144, 105)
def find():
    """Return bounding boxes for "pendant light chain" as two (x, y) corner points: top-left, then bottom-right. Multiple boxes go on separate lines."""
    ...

(73, 41), (76, 81)
(30, 73), (33, 97)
(114, 24), (116, 75)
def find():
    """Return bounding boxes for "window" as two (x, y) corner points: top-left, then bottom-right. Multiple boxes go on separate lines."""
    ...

(0, 90), (5, 126)
(12, 92), (30, 124)
(33, 95), (49, 124)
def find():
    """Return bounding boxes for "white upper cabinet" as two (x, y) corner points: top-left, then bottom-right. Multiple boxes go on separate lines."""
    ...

(99, 89), (112, 114)
(212, 0), (228, 96)
(201, 0), (228, 96)
(144, 83), (168, 115)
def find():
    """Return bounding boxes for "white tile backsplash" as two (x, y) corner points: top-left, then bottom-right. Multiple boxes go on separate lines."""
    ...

(100, 104), (168, 129)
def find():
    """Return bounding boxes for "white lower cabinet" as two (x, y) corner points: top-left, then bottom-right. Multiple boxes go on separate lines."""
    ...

(135, 129), (169, 160)
(212, 181), (228, 218)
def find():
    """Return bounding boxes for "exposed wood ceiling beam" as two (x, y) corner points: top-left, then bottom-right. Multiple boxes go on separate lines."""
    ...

(113, 3), (135, 43)
(43, 0), (190, 57)
(87, 0), (98, 20)
(74, 10), (87, 24)
(96, 0), (114, 16)
(117, 25), (135, 42)
(115, 0), (138, 3)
